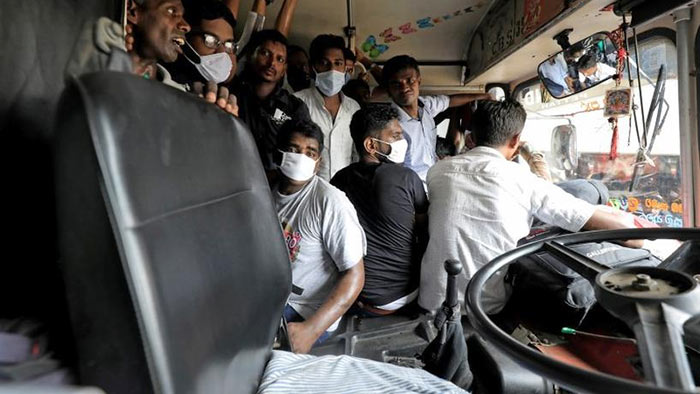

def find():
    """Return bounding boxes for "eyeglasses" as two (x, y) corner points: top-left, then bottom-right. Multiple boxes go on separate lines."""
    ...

(192, 31), (238, 54)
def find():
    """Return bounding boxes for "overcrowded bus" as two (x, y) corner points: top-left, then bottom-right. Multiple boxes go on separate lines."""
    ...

(1, 0), (699, 393)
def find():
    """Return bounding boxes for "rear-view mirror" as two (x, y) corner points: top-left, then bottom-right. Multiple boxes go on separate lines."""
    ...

(538, 32), (620, 99)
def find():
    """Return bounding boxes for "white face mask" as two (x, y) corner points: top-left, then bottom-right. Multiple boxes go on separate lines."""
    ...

(183, 41), (232, 83)
(372, 138), (408, 164)
(314, 69), (346, 96)
(278, 151), (318, 181)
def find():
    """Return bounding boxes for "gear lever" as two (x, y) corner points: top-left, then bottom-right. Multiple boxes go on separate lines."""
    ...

(434, 260), (463, 337)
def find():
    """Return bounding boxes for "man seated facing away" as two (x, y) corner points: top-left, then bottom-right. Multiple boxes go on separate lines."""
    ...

(382, 55), (491, 182)
(419, 99), (642, 314)
(165, 0), (238, 87)
(295, 34), (361, 180)
(273, 119), (366, 353)
(230, 30), (312, 179)
(331, 104), (428, 316)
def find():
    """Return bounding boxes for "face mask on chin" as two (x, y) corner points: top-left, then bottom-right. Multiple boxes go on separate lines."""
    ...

(183, 41), (232, 83)
(314, 68), (346, 96)
(372, 138), (408, 164)
(278, 151), (318, 181)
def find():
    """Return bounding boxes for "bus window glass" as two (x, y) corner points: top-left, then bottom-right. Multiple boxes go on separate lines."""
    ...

(516, 36), (685, 227)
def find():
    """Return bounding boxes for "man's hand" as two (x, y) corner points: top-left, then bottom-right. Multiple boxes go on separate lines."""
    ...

(125, 24), (135, 52)
(355, 46), (370, 66)
(288, 261), (364, 354)
(192, 81), (239, 116)
(287, 321), (319, 354)
(584, 207), (644, 248)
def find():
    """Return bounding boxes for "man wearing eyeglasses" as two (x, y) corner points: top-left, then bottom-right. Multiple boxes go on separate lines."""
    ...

(166, 0), (238, 86)
(230, 29), (312, 181)
(382, 55), (490, 182)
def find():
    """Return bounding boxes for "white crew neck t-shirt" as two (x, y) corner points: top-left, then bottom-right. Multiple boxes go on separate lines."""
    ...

(274, 176), (366, 331)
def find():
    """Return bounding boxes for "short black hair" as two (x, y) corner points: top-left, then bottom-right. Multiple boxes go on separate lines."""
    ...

(288, 44), (308, 58)
(342, 79), (370, 103)
(277, 119), (325, 153)
(349, 104), (398, 156)
(182, 0), (236, 30)
(309, 34), (346, 65)
(343, 48), (356, 63)
(244, 29), (288, 58)
(382, 55), (419, 85)
(577, 53), (597, 70)
(471, 99), (527, 147)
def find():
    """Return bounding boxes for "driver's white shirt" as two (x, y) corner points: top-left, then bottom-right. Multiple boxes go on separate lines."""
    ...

(419, 146), (596, 314)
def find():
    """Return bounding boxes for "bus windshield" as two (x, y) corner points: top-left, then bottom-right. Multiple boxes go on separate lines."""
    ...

(516, 34), (685, 228)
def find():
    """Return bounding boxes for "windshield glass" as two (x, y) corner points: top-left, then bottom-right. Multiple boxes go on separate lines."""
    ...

(516, 35), (685, 227)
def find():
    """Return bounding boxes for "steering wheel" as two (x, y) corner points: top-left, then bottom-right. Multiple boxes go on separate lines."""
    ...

(466, 228), (700, 394)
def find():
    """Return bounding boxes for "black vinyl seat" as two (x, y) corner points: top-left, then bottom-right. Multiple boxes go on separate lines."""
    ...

(53, 72), (291, 394)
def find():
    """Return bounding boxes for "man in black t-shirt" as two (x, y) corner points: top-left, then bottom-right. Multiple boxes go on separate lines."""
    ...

(331, 104), (428, 315)
(229, 29), (311, 179)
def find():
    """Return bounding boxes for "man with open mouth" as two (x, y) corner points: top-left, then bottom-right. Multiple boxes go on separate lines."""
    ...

(126, 0), (191, 84)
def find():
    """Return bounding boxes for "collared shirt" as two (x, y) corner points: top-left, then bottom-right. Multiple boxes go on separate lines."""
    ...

(392, 95), (450, 181)
(419, 146), (596, 314)
(539, 54), (570, 96)
(578, 62), (617, 86)
(294, 88), (361, 180)
(156, 64), (187, 92)
(231, 77), (312, 170)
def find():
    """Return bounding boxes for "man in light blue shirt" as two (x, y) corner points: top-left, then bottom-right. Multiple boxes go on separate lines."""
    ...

(382, 55), (490, 181)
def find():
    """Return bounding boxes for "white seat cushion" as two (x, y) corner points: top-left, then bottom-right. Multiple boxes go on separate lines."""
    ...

(258, 350), (468, 393)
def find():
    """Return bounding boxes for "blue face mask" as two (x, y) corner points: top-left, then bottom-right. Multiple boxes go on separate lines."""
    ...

(314, 69), (346, 96)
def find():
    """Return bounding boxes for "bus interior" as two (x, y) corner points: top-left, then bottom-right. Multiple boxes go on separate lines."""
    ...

(1, 0), (699, 393)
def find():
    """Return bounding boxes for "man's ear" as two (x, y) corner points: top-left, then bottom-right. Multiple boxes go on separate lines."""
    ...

(126, 0), (140, 25)
(363, 137), (376, 156)
(509, 133), (521, 149)
(314, 156), (322, 173)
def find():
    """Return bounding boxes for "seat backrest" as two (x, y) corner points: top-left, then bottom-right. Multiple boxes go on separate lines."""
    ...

(54, 72), (291, 394)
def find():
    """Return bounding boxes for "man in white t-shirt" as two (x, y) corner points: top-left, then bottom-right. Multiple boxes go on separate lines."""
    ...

(273, 118), (366, 353)
(419, 99), (642, 314)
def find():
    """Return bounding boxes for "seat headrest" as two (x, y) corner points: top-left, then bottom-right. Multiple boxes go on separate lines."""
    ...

(54, 72), (291, 394)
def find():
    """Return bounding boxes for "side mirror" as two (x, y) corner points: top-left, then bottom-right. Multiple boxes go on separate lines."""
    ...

(538, 32), (620, 99)
(551, 124), (578, 171)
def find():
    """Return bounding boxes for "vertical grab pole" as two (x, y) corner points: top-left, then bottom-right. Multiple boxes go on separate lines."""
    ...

(673, 7), (697, 227)
(345, 0), (356, 51)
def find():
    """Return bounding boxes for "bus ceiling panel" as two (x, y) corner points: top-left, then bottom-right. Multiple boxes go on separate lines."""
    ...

(614, 0), (696, 28)
(237, 0), (499, 87)
(467, 0), (621, 86)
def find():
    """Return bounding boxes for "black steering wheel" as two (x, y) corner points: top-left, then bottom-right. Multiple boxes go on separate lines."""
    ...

(466, 228), (700, 394)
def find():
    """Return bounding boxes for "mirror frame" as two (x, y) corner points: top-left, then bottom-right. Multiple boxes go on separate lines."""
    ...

(538, 31), (620, 100)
